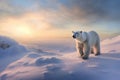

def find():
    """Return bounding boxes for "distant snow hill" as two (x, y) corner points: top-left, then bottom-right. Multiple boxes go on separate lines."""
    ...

(101, 35), (120, 53)
(0, 35), (120, 80)
(0, 36), (27, 56)
(0, 35), (27, 72)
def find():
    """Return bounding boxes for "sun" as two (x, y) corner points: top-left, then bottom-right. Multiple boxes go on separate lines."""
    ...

(15, 27), (32, 35)
(12, 26), (34, 38)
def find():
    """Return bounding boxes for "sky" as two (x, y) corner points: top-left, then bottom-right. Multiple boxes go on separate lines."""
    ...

(0, 0), (120, 42)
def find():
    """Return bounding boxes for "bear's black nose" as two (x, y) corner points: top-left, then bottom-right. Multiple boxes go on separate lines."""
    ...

(72, 35), (76, 38)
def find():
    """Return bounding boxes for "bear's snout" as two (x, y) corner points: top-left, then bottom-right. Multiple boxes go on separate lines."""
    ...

(72, 35), (76, 38)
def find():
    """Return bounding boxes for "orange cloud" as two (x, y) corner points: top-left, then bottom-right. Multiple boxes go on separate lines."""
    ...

(1, 4), (117, 42)
(0, 11), (72, 41)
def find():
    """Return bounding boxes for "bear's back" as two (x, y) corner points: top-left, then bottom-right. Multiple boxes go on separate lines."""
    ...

(88, 31), (100, 47)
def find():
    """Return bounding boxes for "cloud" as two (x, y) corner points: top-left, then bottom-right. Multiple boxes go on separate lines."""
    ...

(0, 0), (26, 19)
(58, 0), (120, 21)
(1, 0), (120, 24)
(0, 11), (74, 40)
(1, 0), (120, 21)
(0, 0), (120, 40)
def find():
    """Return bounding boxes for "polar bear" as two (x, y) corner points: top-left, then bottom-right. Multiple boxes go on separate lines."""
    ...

(72, 31), (101, 59)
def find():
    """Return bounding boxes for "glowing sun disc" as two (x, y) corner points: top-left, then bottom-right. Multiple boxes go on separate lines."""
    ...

(13, 26), (33, 37)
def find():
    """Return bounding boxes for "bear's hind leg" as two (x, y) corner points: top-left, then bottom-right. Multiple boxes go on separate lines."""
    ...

(95, 42), (101, 56)
(91, 48), (94, 54)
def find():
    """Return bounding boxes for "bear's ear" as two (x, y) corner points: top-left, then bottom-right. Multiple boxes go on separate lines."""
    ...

(72, 31), (75, 33)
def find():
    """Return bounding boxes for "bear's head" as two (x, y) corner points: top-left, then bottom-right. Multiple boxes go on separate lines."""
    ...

(72, 31), (87, 43)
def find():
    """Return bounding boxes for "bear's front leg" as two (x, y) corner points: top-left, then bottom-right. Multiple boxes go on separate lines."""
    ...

(77, 47), (84, 57)
(82, 43), (90, 60)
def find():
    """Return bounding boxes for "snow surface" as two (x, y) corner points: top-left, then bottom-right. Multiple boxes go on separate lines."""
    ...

(101, 35), (120, 53)
(0, 35), (120, 80)
(0, 36), (27, 72)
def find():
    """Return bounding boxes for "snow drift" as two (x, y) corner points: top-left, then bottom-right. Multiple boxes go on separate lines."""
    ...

(0, 35), (120, 80)
(0, 35), (27, 72)
(0, 36), (27, 57)
(101, 35), (120, 53)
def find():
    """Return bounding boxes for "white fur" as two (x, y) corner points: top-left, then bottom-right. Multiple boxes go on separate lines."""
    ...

(88, 31), (100, 49)
(72, 31), (100, 59)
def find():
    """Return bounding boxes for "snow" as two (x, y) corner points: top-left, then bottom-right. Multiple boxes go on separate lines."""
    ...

(101, 35), (120, 53)
(0, 36), (27, 57)
(0, 35), (27, 72)
(0, 35), (120, 80)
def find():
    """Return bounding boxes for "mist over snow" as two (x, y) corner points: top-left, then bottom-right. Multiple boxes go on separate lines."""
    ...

(0, 35), (120, 80)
